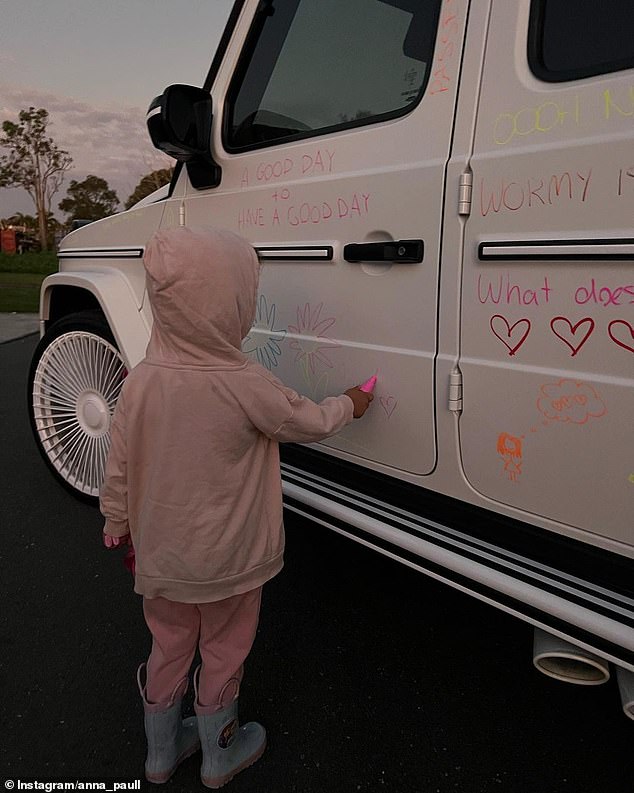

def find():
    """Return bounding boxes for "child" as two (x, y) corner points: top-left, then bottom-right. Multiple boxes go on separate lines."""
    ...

(100, 226), (373, 788)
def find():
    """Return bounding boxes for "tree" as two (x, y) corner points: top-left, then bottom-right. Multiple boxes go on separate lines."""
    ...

(59, 174), (119, 223)
(125, 167), (174, 209)
(1, 212), (37, 231)
(0, 212), (61, 251)
(0, 107), (73, 249)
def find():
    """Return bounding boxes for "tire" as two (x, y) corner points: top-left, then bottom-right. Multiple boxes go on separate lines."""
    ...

(27, 309), (127, 503)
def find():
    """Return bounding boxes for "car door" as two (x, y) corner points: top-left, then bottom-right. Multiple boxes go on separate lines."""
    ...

(459, 0), (634, 545)
(171, 0), (469, 477)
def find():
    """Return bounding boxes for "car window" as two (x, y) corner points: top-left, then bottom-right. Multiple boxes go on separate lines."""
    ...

(529, 0), (634, 82)
(225, 0), (442, 150)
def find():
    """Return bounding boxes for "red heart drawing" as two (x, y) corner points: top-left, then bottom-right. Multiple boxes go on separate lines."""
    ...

(379, 395), (398, 418)
(608, 320), (634, 354)
(550, 316), (595, 356)
(489, 315), (531, 356)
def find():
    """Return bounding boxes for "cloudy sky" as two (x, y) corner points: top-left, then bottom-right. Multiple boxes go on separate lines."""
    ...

(0, 0), (233, 219)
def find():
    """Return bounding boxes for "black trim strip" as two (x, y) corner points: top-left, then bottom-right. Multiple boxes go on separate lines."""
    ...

(285, 496), (634, 668)
(58, 248), (144, 259)
(478, 238), (634, 261)
(280, 446), (634, 598)
(281, 467), (634, 627)
(255, 245), (333, 261)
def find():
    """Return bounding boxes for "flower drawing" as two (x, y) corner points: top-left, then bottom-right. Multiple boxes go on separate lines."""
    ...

(299, 358), (331, 402)
(243, 295), (287, 370)
(288, 302), (340, 375)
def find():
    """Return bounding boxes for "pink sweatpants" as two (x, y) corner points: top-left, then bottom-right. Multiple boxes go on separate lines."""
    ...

(142, 587), (262, 711)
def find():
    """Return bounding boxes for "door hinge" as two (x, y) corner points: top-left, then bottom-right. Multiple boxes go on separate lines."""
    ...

(448, 368), (463, 413)
(458, 170), (473, 216)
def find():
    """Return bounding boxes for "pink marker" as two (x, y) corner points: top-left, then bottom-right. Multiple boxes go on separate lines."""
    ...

(359, 374), (378, 393)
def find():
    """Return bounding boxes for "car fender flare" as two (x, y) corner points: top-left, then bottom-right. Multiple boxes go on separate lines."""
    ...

(40, 269), (151, 369)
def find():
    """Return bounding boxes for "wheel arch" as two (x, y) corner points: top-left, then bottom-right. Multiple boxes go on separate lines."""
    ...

(40, 270), (151, 369)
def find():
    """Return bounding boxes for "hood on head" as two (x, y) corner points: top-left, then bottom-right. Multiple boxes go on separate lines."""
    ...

(143, 226), (260, 367)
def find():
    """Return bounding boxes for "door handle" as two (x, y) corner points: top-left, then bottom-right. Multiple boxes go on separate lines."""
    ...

(343, 239), (424, 264)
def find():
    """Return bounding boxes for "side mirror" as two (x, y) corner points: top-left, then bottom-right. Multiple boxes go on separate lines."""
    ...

(146, 84), (221, 189)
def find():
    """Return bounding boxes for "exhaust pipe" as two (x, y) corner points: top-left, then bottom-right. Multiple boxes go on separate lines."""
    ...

(616, 667), (634, 720)
(532, 629), (610, 685)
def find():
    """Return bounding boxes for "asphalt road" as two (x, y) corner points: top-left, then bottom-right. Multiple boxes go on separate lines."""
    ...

(1, 334), (632, 793)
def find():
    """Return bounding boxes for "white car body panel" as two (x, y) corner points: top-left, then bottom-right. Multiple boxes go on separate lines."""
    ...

(39, 0), (634, 671)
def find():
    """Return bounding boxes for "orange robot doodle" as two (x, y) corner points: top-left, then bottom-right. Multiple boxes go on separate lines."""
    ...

(497, 432), (523, 482)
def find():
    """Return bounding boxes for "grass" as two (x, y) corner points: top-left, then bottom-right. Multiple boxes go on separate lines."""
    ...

(0, 252), (58, 313)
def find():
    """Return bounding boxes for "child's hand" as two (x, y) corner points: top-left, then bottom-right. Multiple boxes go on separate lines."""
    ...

(103, 532), (131, 548)
(344, 386), (374, 418)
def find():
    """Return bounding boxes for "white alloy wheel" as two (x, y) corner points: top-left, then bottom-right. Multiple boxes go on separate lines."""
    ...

(30, 316), (126, 499)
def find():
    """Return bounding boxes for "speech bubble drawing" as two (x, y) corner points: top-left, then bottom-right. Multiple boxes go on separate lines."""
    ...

(536, 379), (606, 425)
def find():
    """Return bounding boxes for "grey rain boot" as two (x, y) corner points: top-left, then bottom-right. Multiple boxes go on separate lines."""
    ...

(137, 663), (201, 784)
(193, 665), (266, 789)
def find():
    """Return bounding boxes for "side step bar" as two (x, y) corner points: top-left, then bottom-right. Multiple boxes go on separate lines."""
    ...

(281, 462), (634, 671)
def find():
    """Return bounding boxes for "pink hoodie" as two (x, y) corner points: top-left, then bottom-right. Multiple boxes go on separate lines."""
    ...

(100, 227), (354, 603)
